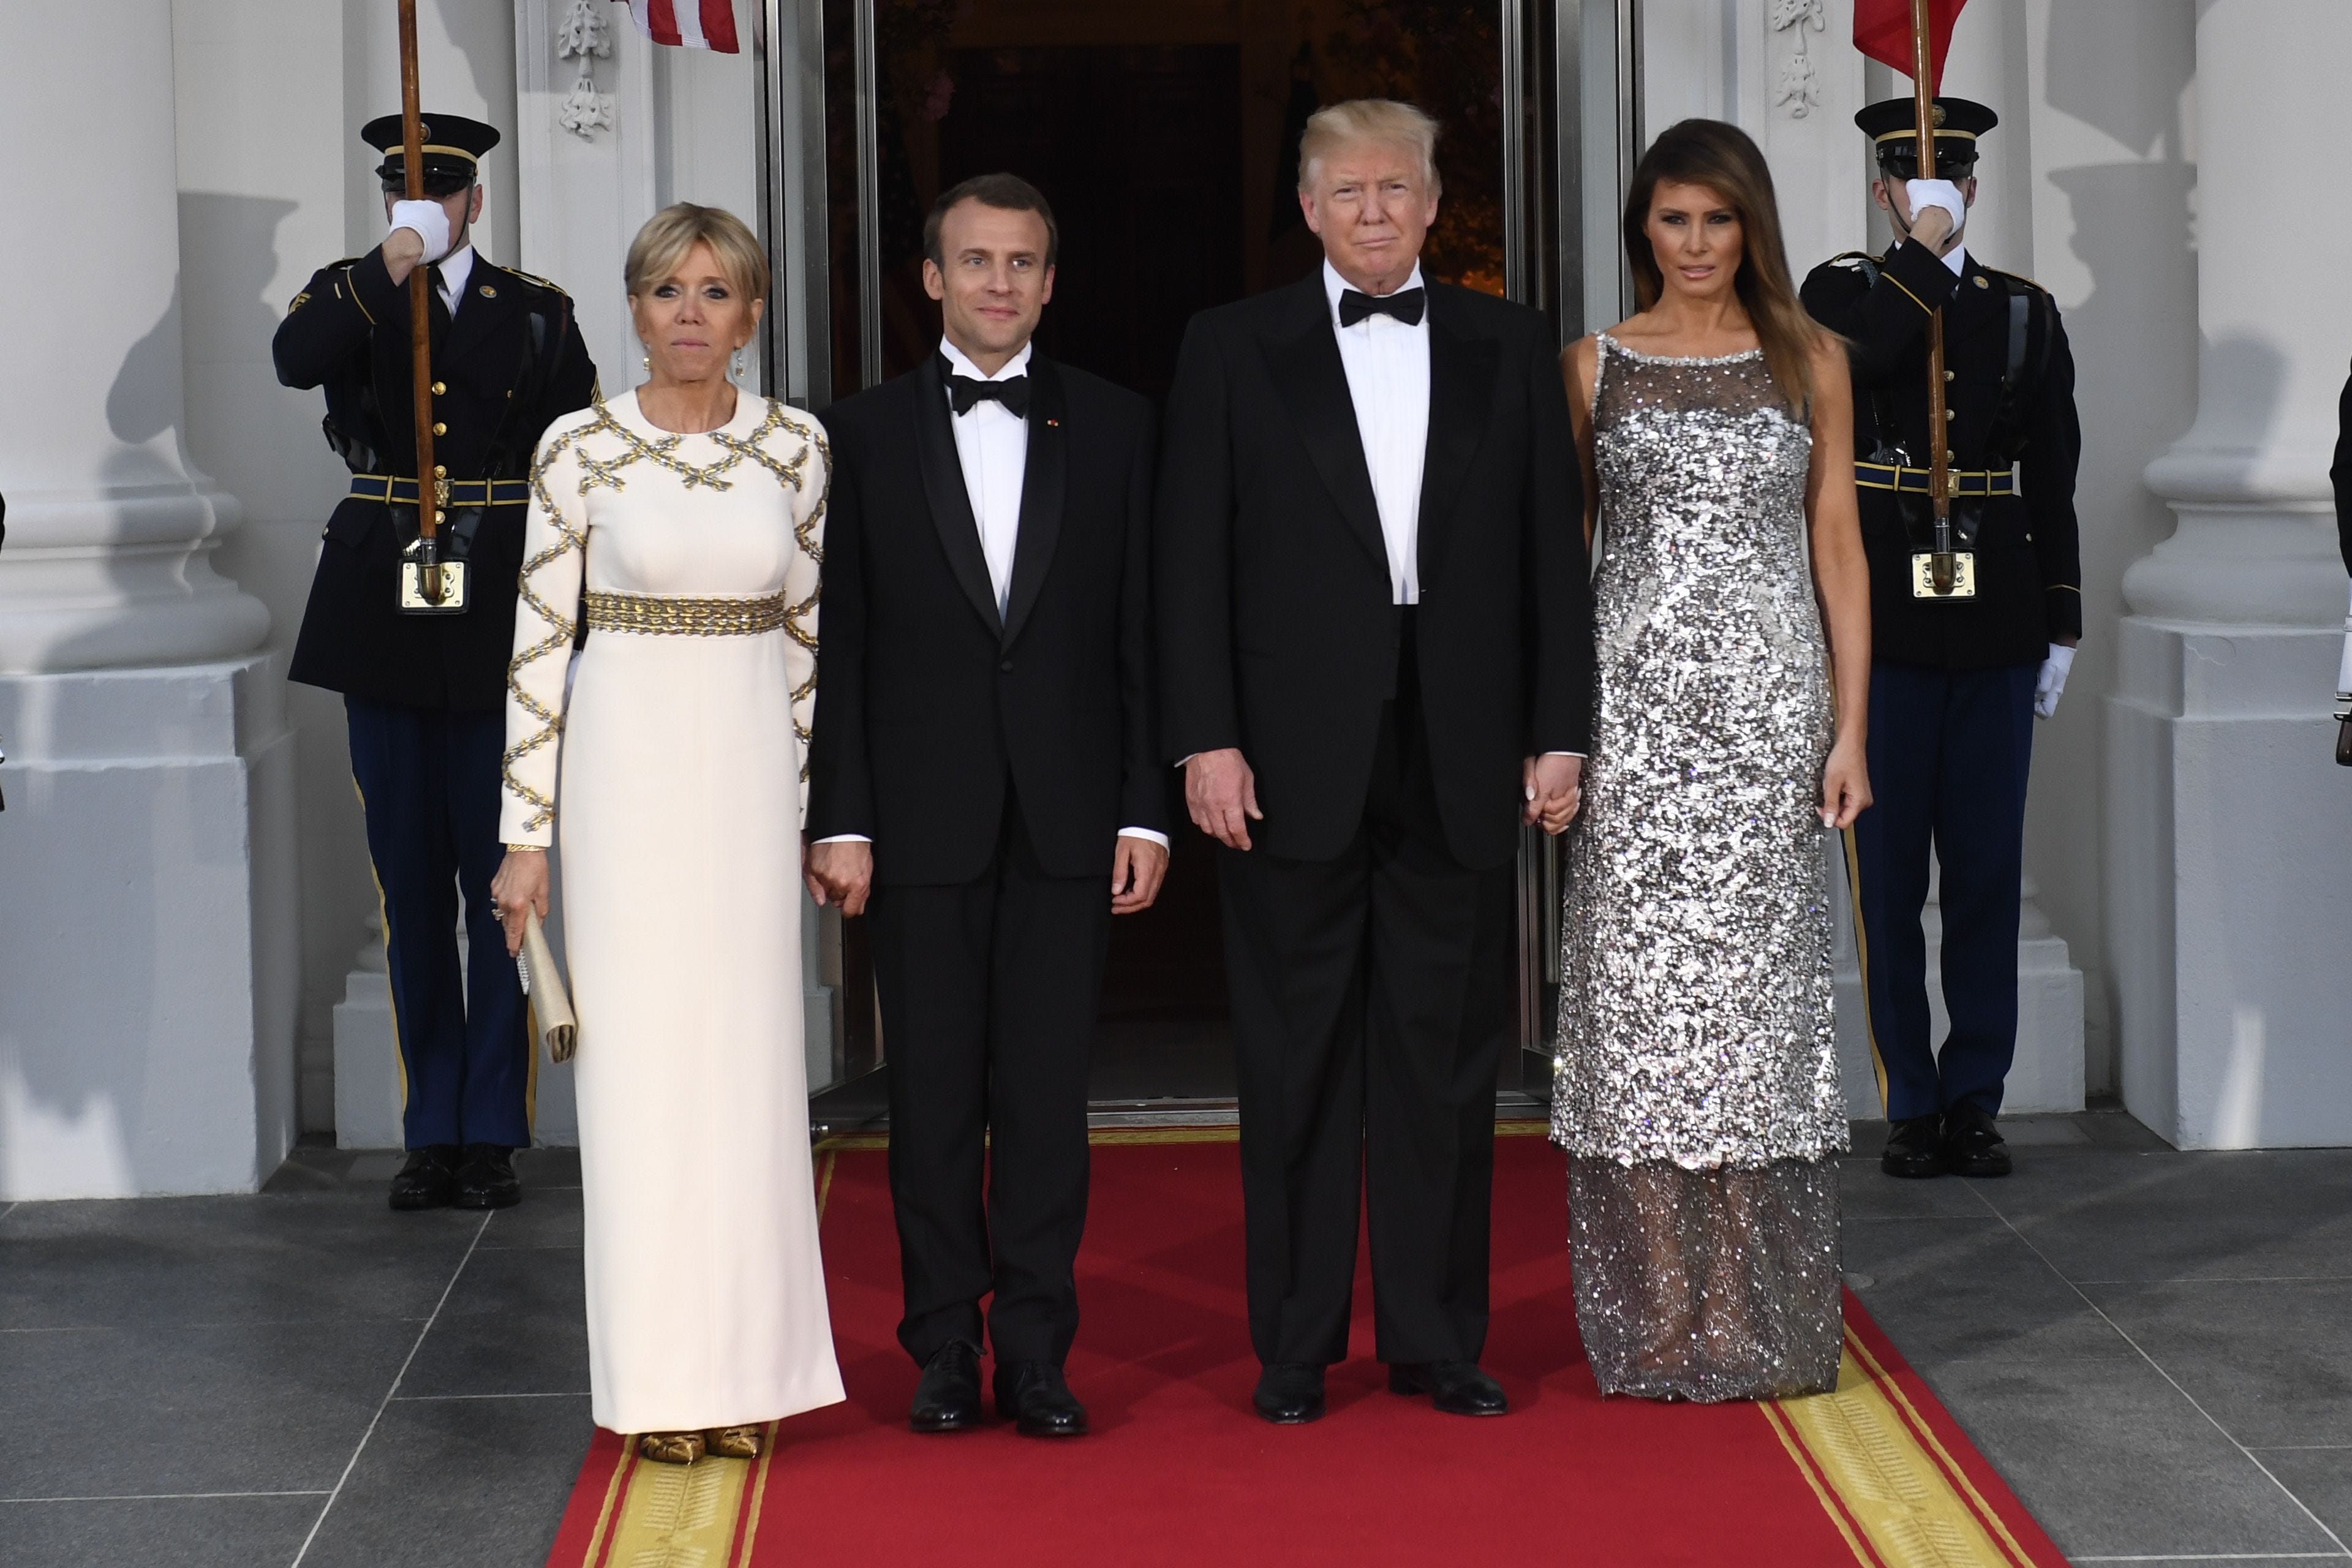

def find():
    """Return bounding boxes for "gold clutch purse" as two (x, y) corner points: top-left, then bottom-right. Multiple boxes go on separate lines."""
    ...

(516, 908), (578, 1064)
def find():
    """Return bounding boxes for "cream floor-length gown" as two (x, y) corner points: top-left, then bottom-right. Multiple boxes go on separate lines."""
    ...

(499, 387), (844, 1434)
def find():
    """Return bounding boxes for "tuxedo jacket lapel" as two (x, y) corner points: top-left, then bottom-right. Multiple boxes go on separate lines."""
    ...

(913, 356), (1004, 635)
(1415, 290), (1497, 591)
(1262, 277), (1389, 576)
(1001, 356), (1066, 650)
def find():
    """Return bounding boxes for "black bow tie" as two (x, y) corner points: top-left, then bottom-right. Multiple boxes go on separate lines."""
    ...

(1338, 286), (1426, 328)
(944, 360), (1031, 417)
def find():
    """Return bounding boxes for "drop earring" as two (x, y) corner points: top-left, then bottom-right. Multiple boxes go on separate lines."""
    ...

(731, 348), (744, 379)
(641, 353), (650, 372)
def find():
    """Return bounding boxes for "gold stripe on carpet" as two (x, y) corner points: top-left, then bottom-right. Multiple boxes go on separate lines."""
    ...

(1767, 1331), (2032, 1567)
(586, 1427), (776, 1568)
(815, 1119), (1553, 1154)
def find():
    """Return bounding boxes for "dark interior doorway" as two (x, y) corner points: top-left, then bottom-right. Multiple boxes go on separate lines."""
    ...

(821, 0), (1521, 1105)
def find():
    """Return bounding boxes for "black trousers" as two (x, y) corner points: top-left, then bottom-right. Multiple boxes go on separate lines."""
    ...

(867, 786), (1110, 1368)
(1219, 613), (1516, 1368)
(344, 696), (530, 1150)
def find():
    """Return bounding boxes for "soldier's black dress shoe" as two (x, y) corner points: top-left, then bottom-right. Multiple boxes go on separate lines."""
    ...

(993, 1360), (1088, 1438)
(1252, 1362), (1326, 1425)
(910, 1340), (984, 1433)
(1943, 1104), (2013, 1178)
(1880, 1116), (1947, 1178)
(1388, 1360), (1509, 1416)
(454, 1144), (521, 1209)
(388, 1145), (459, 1211)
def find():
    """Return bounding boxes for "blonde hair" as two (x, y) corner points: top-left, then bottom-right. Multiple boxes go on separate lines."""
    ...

(1297, 99), (1442, 195)
(624, 202), (770, 303)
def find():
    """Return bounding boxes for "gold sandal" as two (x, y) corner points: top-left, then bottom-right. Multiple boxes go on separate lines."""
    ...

(703, 1425), (763, 1459)
(637, 1430), (706, 1465)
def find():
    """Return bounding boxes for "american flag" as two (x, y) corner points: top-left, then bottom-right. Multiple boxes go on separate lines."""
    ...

(616, 0), (739, 54)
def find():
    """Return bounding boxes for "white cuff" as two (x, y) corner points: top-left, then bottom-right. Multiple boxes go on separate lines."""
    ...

(1118, 828), (1171, 851)
(1540, 752), (1586, 760)
(812, 834), (871, 845)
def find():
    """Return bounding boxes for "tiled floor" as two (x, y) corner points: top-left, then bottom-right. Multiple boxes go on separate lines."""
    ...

(4, 1113), (2349, 1566)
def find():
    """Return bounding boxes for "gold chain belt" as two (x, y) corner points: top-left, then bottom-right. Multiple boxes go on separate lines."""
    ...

(582, 590), (790, 637)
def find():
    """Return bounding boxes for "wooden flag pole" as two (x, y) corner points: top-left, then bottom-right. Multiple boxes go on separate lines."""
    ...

(1910, 0), (1956, 594)
(397, 0), (445, 605)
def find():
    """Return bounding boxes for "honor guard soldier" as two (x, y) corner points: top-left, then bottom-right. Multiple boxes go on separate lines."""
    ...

(1801, 97), (2081, 1182)
(276, 113), (597, 1210)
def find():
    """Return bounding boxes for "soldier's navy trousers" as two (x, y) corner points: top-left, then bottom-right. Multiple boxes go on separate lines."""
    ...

(346, 696), (530, 1150)
(1849, 661), (2039, 1123)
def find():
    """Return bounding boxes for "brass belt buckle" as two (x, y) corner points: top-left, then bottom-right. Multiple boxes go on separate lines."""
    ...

(398, 537), (470, 614)
(1910, 551), (1977, 600)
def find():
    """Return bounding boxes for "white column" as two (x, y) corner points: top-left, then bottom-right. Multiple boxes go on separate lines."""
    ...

(0, 1), (295, 1197)
(2109, 0), (2352, 1148)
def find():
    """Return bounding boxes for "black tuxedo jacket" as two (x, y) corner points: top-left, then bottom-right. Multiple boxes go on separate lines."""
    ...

(1156, 273), (1594, 870)
(806, 354), (1166, 886)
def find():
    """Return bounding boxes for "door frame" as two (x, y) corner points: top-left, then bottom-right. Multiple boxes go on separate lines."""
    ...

(755, 0), (1642, 1099)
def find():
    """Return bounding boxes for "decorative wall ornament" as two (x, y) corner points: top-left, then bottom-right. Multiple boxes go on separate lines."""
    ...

(1771, 0), (1826, 118)
(557, 0), (616, 137)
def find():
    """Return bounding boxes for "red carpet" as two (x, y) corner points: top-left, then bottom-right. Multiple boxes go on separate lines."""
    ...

(548, 1129), (2065, 1567)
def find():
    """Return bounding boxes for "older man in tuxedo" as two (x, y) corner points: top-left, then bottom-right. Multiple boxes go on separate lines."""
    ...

(806, 173), (1166, 1439)
(1158, 100), (1594, 1425)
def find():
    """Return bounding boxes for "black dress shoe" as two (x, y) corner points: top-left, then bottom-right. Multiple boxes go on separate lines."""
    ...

(388, 1145), (459, 1211)
(910, 1340), (984, 1433)
(1943, 1104), (2013, 1178)
(1388, 1360), (1509, 1417)
(453, 1144), (521, 1210)
(993, 1361), (1088, 1438)
(1251, 1362), (1325, 1425)
(1880, 1116), (1947, 1179)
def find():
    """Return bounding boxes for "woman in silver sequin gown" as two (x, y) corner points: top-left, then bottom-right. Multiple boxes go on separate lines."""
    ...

(1548, 121), (1873, 1402)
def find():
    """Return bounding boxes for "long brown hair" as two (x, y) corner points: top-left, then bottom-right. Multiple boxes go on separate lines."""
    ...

(1622, 118), (1828, 412)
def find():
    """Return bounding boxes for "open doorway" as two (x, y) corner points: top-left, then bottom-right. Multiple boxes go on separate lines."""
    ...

(778, 0), (1605, 1110)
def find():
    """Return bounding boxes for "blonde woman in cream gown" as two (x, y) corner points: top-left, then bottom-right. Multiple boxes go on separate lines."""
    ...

(492, 205), (842, 1464)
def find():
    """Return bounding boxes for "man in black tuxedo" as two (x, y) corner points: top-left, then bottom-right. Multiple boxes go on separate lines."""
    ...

(805, 174), (1167, 1439)
(1158, 100), (1593, 1425)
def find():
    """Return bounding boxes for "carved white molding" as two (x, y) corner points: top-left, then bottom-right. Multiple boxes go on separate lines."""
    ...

(1770, 0), (1826, 117)
(557, 0), (614, 138)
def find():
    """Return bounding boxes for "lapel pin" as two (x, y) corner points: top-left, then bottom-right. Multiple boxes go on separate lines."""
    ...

(479, 284), (498, 298)
(1045, 417), (1060, 427)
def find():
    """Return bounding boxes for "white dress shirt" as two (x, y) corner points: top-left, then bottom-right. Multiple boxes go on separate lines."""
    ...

(1942, 241), (1969, 278)
(1324, 260), (1430, 605)
(815, 337), (1168, 853)
(941, 337), (1030, 617)
(433, 244), (475, 319)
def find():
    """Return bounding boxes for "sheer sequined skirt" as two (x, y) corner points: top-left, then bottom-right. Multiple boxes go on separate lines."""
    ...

(1569, 1155), (1842, 1403)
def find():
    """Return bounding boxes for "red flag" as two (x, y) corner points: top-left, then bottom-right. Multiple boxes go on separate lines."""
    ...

(617, 0), (739, 55)
(1853, 0), (1967, 91)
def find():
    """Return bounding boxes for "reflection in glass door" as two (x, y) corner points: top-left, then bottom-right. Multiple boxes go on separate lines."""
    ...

(757, 0), (1635, 1104)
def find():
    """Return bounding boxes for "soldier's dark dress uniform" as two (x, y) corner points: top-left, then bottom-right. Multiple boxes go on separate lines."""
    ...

(1801, 99), (2081, 1174)
(276, 115), (596, 1203)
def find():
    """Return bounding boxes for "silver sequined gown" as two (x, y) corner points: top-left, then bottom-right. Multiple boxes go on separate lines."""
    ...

(1551, 336), (1848, 1401)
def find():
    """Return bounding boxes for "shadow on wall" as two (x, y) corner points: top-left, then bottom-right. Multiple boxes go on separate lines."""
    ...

(0, 194), (306, 1196)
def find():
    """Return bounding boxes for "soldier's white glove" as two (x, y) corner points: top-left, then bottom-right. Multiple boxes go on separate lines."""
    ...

(1904, 178), (1969, 235)
(387, 199), (452, 263)
(2034, 643), (2075, 720)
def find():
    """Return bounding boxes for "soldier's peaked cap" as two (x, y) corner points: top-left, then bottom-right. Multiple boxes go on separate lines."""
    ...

(360, 112), (500, 187)
(1856, 96), (1996, 178)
